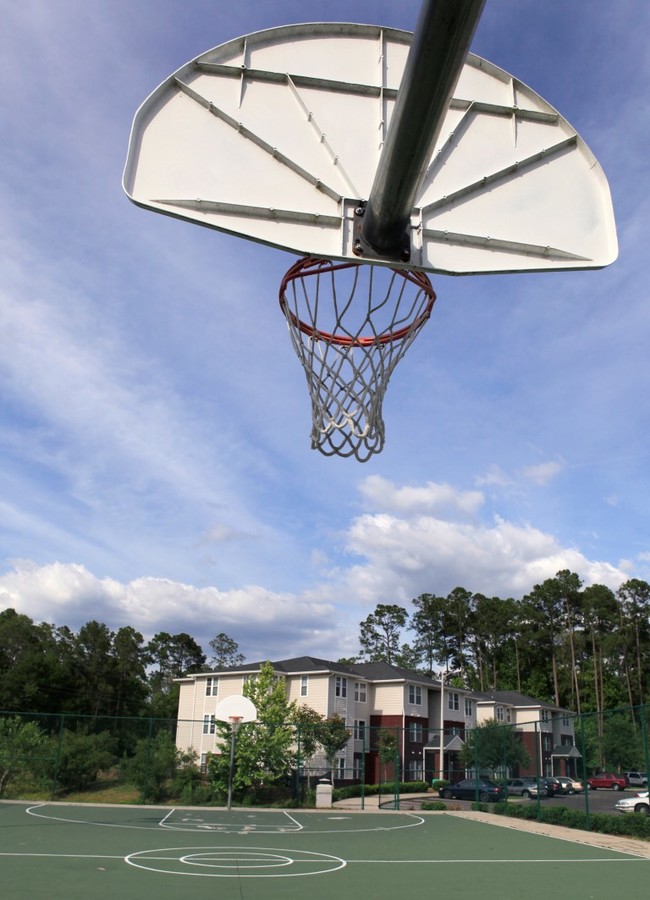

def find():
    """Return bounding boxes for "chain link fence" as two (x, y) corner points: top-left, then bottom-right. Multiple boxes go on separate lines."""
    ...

(1, 704), (647, 813)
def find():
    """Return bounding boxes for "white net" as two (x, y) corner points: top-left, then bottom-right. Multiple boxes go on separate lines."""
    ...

(279, 258), (435, 462)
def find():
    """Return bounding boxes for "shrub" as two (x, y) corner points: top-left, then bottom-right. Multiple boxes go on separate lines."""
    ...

(431, 779), (449, 793)
(421, 800), (447, 811)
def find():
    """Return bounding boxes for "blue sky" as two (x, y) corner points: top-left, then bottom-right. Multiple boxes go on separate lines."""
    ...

(1, 0), (648, 664)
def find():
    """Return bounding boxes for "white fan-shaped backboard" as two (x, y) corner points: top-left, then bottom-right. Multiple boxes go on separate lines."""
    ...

(124, 22), (617, 274)
(214, 694), (257, 723)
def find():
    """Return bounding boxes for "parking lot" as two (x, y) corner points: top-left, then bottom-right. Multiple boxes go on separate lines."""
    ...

(427, 789), (640, 816)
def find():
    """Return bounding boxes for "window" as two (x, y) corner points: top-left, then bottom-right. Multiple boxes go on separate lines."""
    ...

(200, 753), (208, 774)
(562, 714), (570, 727)
(541, 709), (550, 723)
(205, 676), (218, 696)
(335, 676), (347, 698)
(353, 753), (364, 780)
(408, 758), (423, 780)
(354, 681), (367, 703)
(496, 706), (504, 722)
(409, 721), (424, 743)
(354, 720), (366, 741)
(408, 684), (422, 705)
(300, 676), (308, 697)
(506, 708), (512, 723)
(336, 757), (346, 778)
(203, 714), (215, 735)
(464, 698), (473, 717)
(542, 734), (553, 752)
(448, 692), (459, 711)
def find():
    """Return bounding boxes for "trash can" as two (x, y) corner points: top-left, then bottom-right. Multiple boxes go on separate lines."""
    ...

(316, 779), (333, 809)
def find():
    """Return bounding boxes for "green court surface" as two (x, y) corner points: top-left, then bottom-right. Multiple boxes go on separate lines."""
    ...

(1, 803), (648, 900)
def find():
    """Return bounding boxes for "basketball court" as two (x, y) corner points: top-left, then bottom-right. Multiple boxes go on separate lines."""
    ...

(1, 802), (647, 900)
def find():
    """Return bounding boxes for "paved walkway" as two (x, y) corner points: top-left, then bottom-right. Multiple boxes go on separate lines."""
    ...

(332, 793), (650, 859)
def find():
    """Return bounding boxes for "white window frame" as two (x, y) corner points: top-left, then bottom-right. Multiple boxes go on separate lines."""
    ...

(203, 714), (215, 735)
(335, 676), (348, 698)
(496, 705), (504, 722)
(409, 721), (424, 743)
(448, 691), (459, 711)
(408, 684), (422, 705)
(354, 719), (366, 741)
(300, 675), (308, 697)
(354, 681), (367, 703)
(205, 676), (218, 696)
(464, 698), (473, 717)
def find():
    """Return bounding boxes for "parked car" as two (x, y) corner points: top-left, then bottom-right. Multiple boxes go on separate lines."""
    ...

(505, 778), (547, 799)
(623, 771), (648, 788)
(541, 776), (563, 796)
(554, 776), (584, 794)
(615, 791), (649, 816)
(587, 773), (627, 791)
(439, 778), (506, 802)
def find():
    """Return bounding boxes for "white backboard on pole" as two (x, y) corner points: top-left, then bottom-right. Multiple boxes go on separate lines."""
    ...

(124, 22), (617, 275)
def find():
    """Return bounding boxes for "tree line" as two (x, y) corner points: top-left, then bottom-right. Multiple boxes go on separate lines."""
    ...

(0, 610), (244, 719)
(357, 571), (649, 713)
(2, 568), (648, 721)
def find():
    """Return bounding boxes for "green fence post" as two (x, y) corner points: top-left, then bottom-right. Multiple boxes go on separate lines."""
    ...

(641, 704), (649, 786)
(142, 717), (154, 804)
(50, 713), (65, 800)
(534, 720), (541, 821)
(394, 740), (399, 810)
(361, 725), (365, 811)
(295, 721), (301, 805)
(579, 712), (590, 828)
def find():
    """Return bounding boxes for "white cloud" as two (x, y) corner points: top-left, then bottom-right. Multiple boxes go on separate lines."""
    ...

(522, 461), (565, 486)
(0, 560), (338, 661)
(359, 475), (484, 520)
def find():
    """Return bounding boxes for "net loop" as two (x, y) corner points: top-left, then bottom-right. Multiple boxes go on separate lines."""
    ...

(279, 257), (436, 462)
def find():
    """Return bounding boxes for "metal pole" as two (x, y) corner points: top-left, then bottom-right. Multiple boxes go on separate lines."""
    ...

(360, 0), (486, 260)
(226, 720), (237, 811)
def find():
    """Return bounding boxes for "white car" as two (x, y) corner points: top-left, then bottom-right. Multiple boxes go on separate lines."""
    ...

(614, 791), (649, 816)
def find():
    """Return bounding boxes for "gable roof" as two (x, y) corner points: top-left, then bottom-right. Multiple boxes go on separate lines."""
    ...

(194, 655), (440, 687)
(471, 689), (568, 712)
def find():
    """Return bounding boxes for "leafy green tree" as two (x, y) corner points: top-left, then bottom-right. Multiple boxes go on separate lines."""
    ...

(209, 662), (297, 800)
(50, 728), (117, 792)
(359, 604), (409, 664)
(318, 714), (350, 783)
(123, 729), (197, 801)
(145, 631), (206, 718)
(376, 727), (399, 782)
(293, 705), (325, 788)
(209, 632), (245, 669)
(0, 610), (58, 712)
(0, 716), (49, 796)
(411, 593), (446, 676)
(461, 718), (530, 777)
(616, 579), (650, 707)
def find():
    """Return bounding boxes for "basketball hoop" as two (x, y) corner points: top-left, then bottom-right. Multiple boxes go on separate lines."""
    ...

(279, 257), (436, 462)
(228, 715), (243, 734)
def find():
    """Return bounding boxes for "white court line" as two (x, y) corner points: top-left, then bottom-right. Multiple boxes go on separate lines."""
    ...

(0, 852), (123, 859)
(282, 811), (303, 831)
(159, 808), (176, 827)
(346, 858), (648, 864)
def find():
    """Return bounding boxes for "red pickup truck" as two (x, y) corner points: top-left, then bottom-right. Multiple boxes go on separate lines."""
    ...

(587, 773), (627, 791)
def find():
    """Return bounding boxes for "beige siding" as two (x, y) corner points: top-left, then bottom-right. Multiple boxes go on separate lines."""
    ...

(288, 673), (331, 715)
(371, 683), (404, 715)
